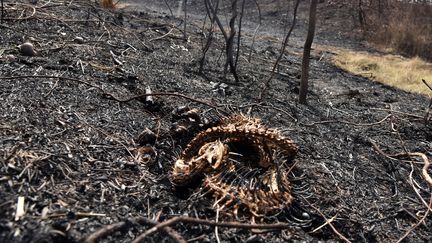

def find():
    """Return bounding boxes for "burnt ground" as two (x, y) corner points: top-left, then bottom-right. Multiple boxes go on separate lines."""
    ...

(0, 0), (431, 242)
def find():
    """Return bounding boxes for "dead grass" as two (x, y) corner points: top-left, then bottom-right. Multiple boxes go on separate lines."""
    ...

(331, 50), (432, 96)
(363, 1), (432, 61)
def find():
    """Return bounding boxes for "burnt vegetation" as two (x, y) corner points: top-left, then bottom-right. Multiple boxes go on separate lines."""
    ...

(0, 0), (431, 242)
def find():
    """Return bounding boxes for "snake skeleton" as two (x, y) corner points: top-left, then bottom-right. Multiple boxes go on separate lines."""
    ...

(171, 114), (299, 217)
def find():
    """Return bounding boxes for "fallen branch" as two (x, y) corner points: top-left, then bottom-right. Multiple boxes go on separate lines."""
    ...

(303, 197), (352, 243)
(305, 114), (391, 127)
(369, 139), (432, 187)
(396, 194), (432, 243)
(2, 3), (36, 21)
(132, 216), (293, 243)
(85, 216), (185, 243)
(369, 108), (423, 119)
(406, 152), (432, 188)
(0, 75), (228, 115)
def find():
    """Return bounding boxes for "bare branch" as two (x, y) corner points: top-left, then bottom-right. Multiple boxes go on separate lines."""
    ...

(259, 0), (300, 99)
(132, 216), (294, 243)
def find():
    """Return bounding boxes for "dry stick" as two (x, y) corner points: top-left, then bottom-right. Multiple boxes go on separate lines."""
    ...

(113, 92), (227, 115)
(4, 142), (25, 164)
(149, 28), (174, 42)
(369, 108), (423, 119)
(311, 215), (336, 233)
(422, 79), (432, 91)
(369, 139), (432, 187)
(162, 0), (174, 17)
(305, 114), (392, 127)
(132, 216), (293, 243)
(3, 3), (37, 21)
(396, 194), (432, 243)
(84, 218), (129, 242)
(85, 217), (185, 243)
(372, 128), (432, 210)
(215, 207), (221, 243)
(302, 197), (352, 243)
(259, 0), (300, 100)
(407, 152), (432, 188)
(0, 75), (228, 115)
(393, 129), (432, 242)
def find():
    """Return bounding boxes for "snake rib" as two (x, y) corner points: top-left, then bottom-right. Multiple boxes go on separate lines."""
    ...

(171, 114), (298, 216)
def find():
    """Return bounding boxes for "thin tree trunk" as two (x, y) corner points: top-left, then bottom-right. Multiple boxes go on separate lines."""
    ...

(299, 0), (318, 104)
(226, 0), (239, 82)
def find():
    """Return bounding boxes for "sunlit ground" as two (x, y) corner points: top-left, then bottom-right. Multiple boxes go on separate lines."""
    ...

(331, 49), (432, 96)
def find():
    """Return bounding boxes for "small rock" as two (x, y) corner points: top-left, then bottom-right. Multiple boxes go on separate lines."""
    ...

(19, 42), (36, 56)
(302, 212), (310, 219)
(73, 36), (85, 44)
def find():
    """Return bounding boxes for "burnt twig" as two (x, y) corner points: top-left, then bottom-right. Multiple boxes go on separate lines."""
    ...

(162, 0), (174, 17)
(303, 197), (352, 243)
(396, 194), (432, 243)
(259, 0), (300, 100)
(0, 75), (228, 115)
(422, 79), (432, 91)
(305, 114), (392, 127)
(111, 92), (227, 115)
(132, 216), (294, 243)
(369, 139), (432, 187)
(85, 217), (185, 243)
